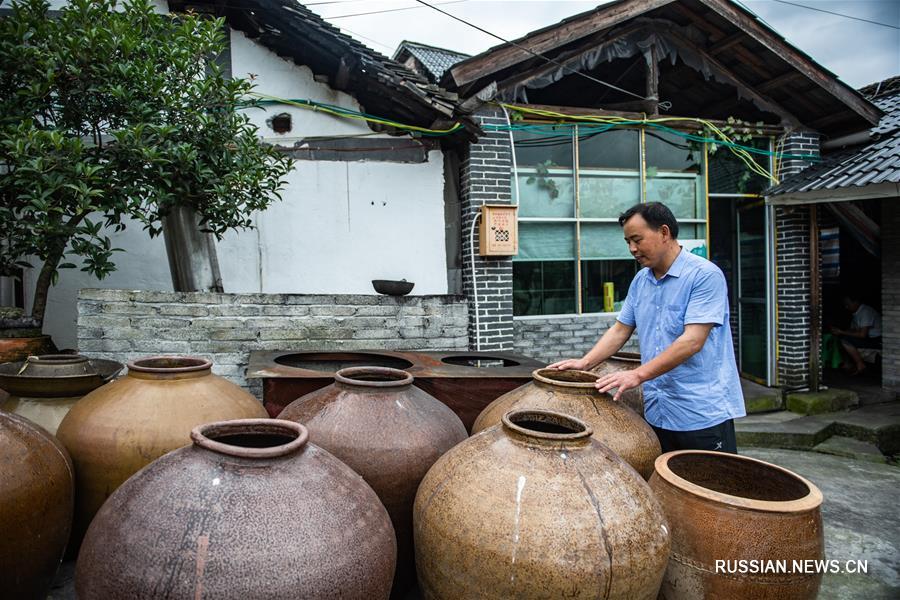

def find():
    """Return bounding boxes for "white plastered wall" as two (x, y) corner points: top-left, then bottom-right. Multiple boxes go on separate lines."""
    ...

(14, 22), (449, 349)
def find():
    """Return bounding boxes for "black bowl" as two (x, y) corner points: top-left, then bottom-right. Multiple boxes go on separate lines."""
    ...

(372, 279), (414, 296)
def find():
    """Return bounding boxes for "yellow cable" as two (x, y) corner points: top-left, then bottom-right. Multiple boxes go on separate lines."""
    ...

(248, 92), (465, 135)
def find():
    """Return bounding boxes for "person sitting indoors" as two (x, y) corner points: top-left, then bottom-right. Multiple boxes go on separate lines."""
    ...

(830, 293), (882, 375)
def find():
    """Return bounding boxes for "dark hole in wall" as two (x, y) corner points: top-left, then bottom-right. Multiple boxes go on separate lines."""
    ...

(270, 113), (292, 134)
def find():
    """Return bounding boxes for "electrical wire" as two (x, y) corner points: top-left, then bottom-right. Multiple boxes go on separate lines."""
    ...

(324, 0), (467, 20)
(770, 0), (899, 30)
(411, 0), (649, 101)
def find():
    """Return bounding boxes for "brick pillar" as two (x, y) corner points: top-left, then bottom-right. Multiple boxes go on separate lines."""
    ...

(774, 131), (821, 389)
(460, 108), (514, 351)
(882, 200), (900, 398)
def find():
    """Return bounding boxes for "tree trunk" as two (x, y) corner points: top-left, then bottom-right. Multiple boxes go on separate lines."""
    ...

(162, 205), (224, 293)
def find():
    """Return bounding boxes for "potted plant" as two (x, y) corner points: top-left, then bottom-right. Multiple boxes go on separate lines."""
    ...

(0, 0), (293, 356)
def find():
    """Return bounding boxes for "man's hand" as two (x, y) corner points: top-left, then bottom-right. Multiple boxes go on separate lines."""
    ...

(547, 358), (589, 371)
(595, 370), (643, 401)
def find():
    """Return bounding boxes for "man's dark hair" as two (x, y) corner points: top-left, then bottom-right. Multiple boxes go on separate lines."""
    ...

(618, 202), (679, 238)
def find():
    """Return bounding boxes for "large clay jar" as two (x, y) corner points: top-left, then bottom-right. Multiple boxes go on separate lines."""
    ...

(0, 411), (74, 600)
(0, 354), (123, 435)
(649, 450), (825, 599)
(56, 356), (267, 549)
(414, 409), (670, 600)
(278, 366), (468, 597)
(591, 352), (644, 416)
(76, 418), (396, 599)
(472, 368), (660, 479)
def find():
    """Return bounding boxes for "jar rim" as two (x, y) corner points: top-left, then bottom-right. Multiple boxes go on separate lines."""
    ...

(191, 419), (309, 458)
(334, 366), (414, 387)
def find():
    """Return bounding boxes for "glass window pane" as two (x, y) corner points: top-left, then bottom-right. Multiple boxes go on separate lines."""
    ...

(578, 128), (640, 170)
(645, 129), (702, 173)
(513, 260), (576, 316)
(581, 260), (638, 313)
(580, 223), (631, 260)
(513, 127), (574, 168)
(518, 222), (575, 260)
(578, 173), (640, 218)
(708, 138), (771, 194)
(516, 170), (574, 218)
(646, 177), (700, 220)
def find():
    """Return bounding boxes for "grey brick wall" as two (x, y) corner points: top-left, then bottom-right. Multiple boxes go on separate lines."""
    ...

(460, 108), (515, 351)
(513, 314), (640, 364)
(76, 289), (468, 394)
(882, 200), (900, 397)
(774, 131), (821, 389)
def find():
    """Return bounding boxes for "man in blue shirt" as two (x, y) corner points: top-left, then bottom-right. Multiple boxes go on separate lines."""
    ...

(550, 202), (745, 453)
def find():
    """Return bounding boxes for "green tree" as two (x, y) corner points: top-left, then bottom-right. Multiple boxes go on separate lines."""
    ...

(0, 0), (293, 327)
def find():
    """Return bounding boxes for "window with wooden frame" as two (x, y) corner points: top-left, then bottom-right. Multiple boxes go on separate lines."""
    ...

(512, 124), (710, 317)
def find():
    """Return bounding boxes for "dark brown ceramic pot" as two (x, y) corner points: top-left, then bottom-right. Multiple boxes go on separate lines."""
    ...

(591, 351), (644, 416)
(649, 451), (825, 600)
(0, 411), (74, 600)
(76, 419), (396, 599)
(414, 409), (670, 600)
(278, 366), (468, 597)
(0, 354), (123, 435)
(471, 368), (660, 479)
(0, 329), (54, 363)
(56, 356), (267, 551)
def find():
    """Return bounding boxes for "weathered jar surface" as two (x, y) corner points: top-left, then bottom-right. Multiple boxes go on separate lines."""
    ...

(472, 368), (660, 479)
(76, 419), (396, 599)
(0, 411), (74, 600)
(56, 356), (267, 548)
(278, 366), (467, 596)
(591, 352), (644, 416)
(0, 354), (123, 435)
(414, 409), (670, 600)
(649, 450), (825, 600)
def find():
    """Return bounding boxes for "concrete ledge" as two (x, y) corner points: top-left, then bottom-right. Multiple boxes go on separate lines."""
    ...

(786, 388), (858, 415)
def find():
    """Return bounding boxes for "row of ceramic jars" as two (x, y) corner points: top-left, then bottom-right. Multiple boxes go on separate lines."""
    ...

(2, 356), (826, 599)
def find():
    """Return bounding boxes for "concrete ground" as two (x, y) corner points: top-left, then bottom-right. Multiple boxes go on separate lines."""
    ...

(743, 447), (900, 600)
(50, 447), (899, 599)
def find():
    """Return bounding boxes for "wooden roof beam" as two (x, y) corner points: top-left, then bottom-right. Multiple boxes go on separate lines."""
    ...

(660, 28), (802, 127)
(697, 0), (882, 125)
(708, 31), (744, 55)
(446, 0), (677, 88)
(757, 70), (803, 94)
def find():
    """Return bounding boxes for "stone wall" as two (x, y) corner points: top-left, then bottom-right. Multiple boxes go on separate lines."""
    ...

(513, 314), (641, 364)
(882, 200), (900, 398)
(76, 289), (469, 393)
(460, 108), (515, 351)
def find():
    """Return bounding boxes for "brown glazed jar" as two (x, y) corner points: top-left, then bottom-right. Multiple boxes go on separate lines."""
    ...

(76, 419), (396, 599)
(0, 354), (123, 435)
(278, 366), (468, 597)
(56, 356), (267, 550)
(414, 409), (670, 600)
(0, 411), (74, 600)
(471, 368), (661, 479)
(650, 451), (825, 599)
(591, 352), (644, 416)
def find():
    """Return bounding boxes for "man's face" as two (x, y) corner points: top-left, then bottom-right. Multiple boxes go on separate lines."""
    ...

(623, 214), (671, 269)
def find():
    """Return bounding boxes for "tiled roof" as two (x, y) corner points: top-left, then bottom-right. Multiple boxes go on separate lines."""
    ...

(767, 79), (900, 196)
(174, 1), (474, 134)
(394, 41), (470, 83)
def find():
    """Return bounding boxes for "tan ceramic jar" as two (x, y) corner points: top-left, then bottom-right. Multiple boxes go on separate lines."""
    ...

(56, 356), (267, 549)
(414, 409), (670, 600)
(472, 368), (660, 479)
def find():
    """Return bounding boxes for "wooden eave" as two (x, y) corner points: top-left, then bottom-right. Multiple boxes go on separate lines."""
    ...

(442, 0), (882, 137)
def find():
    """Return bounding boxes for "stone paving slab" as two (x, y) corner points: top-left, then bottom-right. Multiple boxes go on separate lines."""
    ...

(742, 377), (783, 413)
(736, 414), (834, 449)
(743, 448), (900, 600)
(813, 436), (889, 464)
(786, 388), (859, 415)
(809, 403), (900, 455)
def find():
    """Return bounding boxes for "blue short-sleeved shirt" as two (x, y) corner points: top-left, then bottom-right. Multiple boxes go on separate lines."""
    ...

(617, 248), (745, 431)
